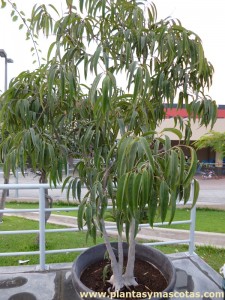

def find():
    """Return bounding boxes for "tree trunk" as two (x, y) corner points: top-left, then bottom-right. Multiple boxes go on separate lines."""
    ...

(118, 233), (124, 276)
(39, 171), (53, 223)
(123, 217), (138, 287)
(36, 171), (52, 244)
(100, 219), (124, 292)
(0, 176), (9, 223)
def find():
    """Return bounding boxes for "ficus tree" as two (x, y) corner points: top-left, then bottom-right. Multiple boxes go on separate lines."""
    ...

(0, 0), (217, 292)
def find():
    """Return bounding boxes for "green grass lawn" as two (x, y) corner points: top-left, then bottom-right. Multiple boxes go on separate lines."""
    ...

(0, 216), (104, 266)
(6, 201), (78, 217)
(5, 202), (225, 233)
(162, 207), (225, 233)
(0, 216), (224, 273)
(156, 244), (225, 273)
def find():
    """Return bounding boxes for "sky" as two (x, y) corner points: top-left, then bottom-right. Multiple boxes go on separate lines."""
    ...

(0, 0), (225, 104)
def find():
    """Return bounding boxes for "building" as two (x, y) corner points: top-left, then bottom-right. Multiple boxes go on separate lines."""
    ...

(157, 105), (225, 166)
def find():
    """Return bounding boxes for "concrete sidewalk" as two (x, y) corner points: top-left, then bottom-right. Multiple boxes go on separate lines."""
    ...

(0, 253), (224, 300)
(2, 173), (225, 208)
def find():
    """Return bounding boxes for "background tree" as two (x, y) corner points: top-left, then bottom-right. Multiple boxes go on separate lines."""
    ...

(0, 0), (218, 292)
(0, 62), (81, 223)
(194, 131), (225, 175)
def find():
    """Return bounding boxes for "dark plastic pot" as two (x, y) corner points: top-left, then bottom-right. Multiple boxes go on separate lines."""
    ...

(71, 242), (176, 300)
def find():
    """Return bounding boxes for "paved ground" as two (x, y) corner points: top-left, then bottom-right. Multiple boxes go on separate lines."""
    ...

(0, 253), (224, 300)
(1, 173), (225, 210)
(195, 176), (225, 209)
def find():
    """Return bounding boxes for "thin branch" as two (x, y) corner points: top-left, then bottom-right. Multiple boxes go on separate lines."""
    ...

(7, 0), (41, 66)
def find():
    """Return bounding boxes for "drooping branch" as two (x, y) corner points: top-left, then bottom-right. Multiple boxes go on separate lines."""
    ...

(7, 0), (41, 66)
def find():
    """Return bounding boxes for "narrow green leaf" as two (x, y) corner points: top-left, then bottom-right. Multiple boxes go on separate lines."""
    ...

(184, 147), (197, 185)
(127, 140), (138, 171)
(77, 180), (82, 201)
(139, 137), (154, 166)
(160, 180), (169, 222)
(133, 67), (142, 103)
(102, 75), (110, 113)
(192, 178), (199, 208)
(161, 128), (182, 140)
(85, 204), (92, 230)
(183, 183), (191, 204)
(117, 118), (125, 136)
(169, 150), (178, 189)
(60, 67), (65, 100)
(91, 45), (102, 75)
(117, 136), (132, 177)
(79, 0), (84, 12)
(62, 176), (71, 192)
(116, 173), (129, 210)
(141, 169), (149, 207)
(78, 201), (86, 229)
(169, 190), (177, 224)
(131, 173), (141, 215)
(47, 64), (57, 101)
(107, 176), (114, 199)
(126, 173), (134, 213)
(127, 61), (137, 91)
(89, 73), (103, 104)
(148, 189), (157, 227)
(178, 148), (185, 183)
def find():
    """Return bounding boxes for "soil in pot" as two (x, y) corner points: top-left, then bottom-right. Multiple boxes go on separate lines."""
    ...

(80, 257), (168, 299)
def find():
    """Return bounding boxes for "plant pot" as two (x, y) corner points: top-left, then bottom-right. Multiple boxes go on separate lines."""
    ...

(71, 242), (176, 300)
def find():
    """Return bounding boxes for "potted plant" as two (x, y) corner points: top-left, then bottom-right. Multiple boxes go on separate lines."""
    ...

(0, 0), (217, 297)
(53, 0), (216, 297)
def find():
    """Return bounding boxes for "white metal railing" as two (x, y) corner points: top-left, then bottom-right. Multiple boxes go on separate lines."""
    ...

(0, 183), (196, 271)
(0, 166), (74, 198)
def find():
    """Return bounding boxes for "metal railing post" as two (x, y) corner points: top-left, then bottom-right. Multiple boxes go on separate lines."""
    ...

(189, 182), (197, 255)
(189, 204), (196, 255)
(39, 187), (47, 270)
(15, 169), (19, 198)
(67, 162), (69, 176)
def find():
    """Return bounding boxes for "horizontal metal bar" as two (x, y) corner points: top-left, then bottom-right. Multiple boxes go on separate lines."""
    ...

(143, 239), (190, 246)
(48, 207), (113, 212)
(0, 221), (193, 236)
(46, 225), (120, 233)
(0, 183), (66, 189)
(2, 207), (112, 213)
(0, 230), (39, 235)
(0, 240), (191, 258)
(45, 207), (78, 212)
(0, 171), (24, 174)
(45, 228), (78, 233)
(45, 248), (88, 254)
(0, 250), (40, 257)
(0, 208), (39, 213)
(140, 220), (192, 227)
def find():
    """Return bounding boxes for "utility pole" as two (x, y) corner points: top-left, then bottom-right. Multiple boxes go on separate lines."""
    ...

(0, 49), (13, 222)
